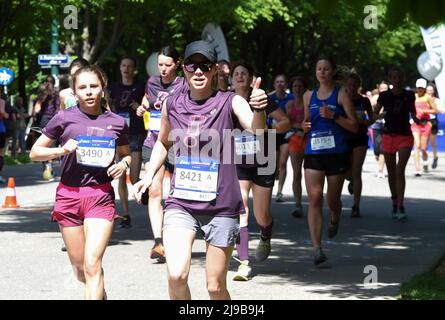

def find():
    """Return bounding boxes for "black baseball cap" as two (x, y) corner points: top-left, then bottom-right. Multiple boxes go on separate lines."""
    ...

(184, 40), (217, 63)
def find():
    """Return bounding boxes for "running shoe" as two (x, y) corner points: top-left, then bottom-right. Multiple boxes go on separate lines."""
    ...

(351, 205), (360, 218)
(255, 238), (271, 262)
(233, 260), (252, 281)
(43, 169), (54, 181)
(61, 244), (67, 252)
(119, 215), (132, 228)
(397, 206), (407, 221)
(414, 171), (422, 177)
(392, 205), (398, 219)
(291, 206), (304, 218)
(150, 242), (165, 260)
(432, 157), (438, 169)
(327, 215), (340, 239)
(348, 181), (354, 195)
(276, 192), (284, 203)
(314, 247), (328, 266)
(423, 161), (429, 173)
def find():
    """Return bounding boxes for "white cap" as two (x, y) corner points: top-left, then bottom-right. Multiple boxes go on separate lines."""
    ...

(416, 78), (427, 88)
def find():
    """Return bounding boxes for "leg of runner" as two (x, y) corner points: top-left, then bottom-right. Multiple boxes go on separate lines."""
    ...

(129, 150), (142, 184)
(384, 152), (398, 218)
(83, 218), (114, 300)
(233, 180), (252, 281)
(148, 163), (166, 261)
(351, 146), (367, 217)
(395, 147), (411, 220)
(60, 225), (86, 284)
(276, 143), (289, 202)
(290, 152), (304, 217)
(251, 184), (273, 262)
(206, 243), (233, 300)
(430, 132), (438, 169)
(117, 174), (130, 227)
(412, 131), (421, 176)
(305, 169), (327, 265)
(163, 226), (195, 300)
(326, 174), (345, 238)
(420, 133), (429, 173)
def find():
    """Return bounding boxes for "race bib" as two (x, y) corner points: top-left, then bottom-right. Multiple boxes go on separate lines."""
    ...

(173, 156), (219, 201)
(149, 111), (161, 132)
(235, 135), (260, 156)
(118, 112), (130, 127)
(76, 136), (116, 167)
(310, 132), (335, 151)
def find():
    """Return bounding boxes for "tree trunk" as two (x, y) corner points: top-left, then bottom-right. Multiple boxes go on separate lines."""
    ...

(96, 1), (124, 65)
(16, 38), (27, 106)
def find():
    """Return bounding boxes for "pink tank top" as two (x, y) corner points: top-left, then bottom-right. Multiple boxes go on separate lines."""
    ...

(288, 100), (305, 125)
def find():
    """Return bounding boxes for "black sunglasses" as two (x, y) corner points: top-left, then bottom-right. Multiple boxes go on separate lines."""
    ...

(184, 62), (214, 73)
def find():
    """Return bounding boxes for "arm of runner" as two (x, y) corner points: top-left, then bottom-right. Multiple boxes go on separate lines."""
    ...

(427, 96), (438, 115)
(137, 94), (150, 117)
(363, 97), (375, 127)
(30, 135), (78, 162)
(0, 100), (8, 119)
(408, 93), (422, 124)
(107, 145), (131, 179)
(59, 89), (68, 110)
(133, 99), (171, 203)
(326, 87), (358, 133)
(302, 90), (312, 133)
(270, 108), (291, 133)
(232, 77), (267, 134)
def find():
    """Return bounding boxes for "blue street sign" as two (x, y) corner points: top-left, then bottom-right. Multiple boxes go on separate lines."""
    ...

(38, 54), (69, 66)
(0, 67), (14, 86)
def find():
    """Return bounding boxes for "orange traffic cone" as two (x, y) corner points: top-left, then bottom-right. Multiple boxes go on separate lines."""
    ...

(2, 177), (20, 208)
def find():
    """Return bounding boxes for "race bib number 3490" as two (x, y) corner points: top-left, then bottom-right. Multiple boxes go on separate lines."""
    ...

(76, 136), (116, 167)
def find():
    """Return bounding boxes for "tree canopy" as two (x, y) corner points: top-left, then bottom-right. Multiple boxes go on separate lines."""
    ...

(1, 0), (443, 101)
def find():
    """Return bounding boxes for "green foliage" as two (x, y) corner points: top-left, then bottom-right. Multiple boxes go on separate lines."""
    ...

(5, 155), (32, 166)
(0, 0), (441, 98)
(400, 271), (445, 300)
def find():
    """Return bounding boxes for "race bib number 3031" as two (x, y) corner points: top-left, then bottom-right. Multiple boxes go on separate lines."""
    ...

(76, 136), (116, 167)
(173, 156), (219, 202)
(235, 135), (260, 156)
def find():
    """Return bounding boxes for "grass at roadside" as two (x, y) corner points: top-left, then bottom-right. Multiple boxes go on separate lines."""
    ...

(5, 154), (31, 165)
(399, 260), (445, 300)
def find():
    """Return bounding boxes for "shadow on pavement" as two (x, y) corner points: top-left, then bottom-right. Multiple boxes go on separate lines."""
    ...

(1, 190), (444, 299)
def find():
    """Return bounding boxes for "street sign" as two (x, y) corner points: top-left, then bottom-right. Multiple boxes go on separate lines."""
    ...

(38, 54), (69, 66)
(0, 67), (14, 86)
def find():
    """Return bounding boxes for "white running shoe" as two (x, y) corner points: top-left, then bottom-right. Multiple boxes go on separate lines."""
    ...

(233, 260), (252, 281)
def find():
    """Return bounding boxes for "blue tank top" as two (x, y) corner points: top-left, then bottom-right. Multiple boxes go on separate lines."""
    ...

(305, 86), (349, 154)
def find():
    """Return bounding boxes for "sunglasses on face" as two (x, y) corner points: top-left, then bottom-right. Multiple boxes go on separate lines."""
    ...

(184, 62), (214, 73)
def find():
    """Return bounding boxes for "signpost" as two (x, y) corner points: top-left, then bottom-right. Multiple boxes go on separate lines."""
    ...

(0, 67), (14, 96)
(37, 54), (69, 66)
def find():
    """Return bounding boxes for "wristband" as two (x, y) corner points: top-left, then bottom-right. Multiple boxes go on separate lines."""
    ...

(253, 107), (267, 112)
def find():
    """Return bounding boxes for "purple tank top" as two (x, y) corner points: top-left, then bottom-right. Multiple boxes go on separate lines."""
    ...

(143, 76), (188, 148)
(165, 90), (245, 218)
(42, 93), (60, 117)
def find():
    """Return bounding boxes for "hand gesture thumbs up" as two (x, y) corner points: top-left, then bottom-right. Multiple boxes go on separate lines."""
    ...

(249, 76), (267, 111)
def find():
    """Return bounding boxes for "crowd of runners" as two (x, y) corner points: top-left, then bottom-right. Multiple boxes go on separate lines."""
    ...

(0, 39), (439, 300)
